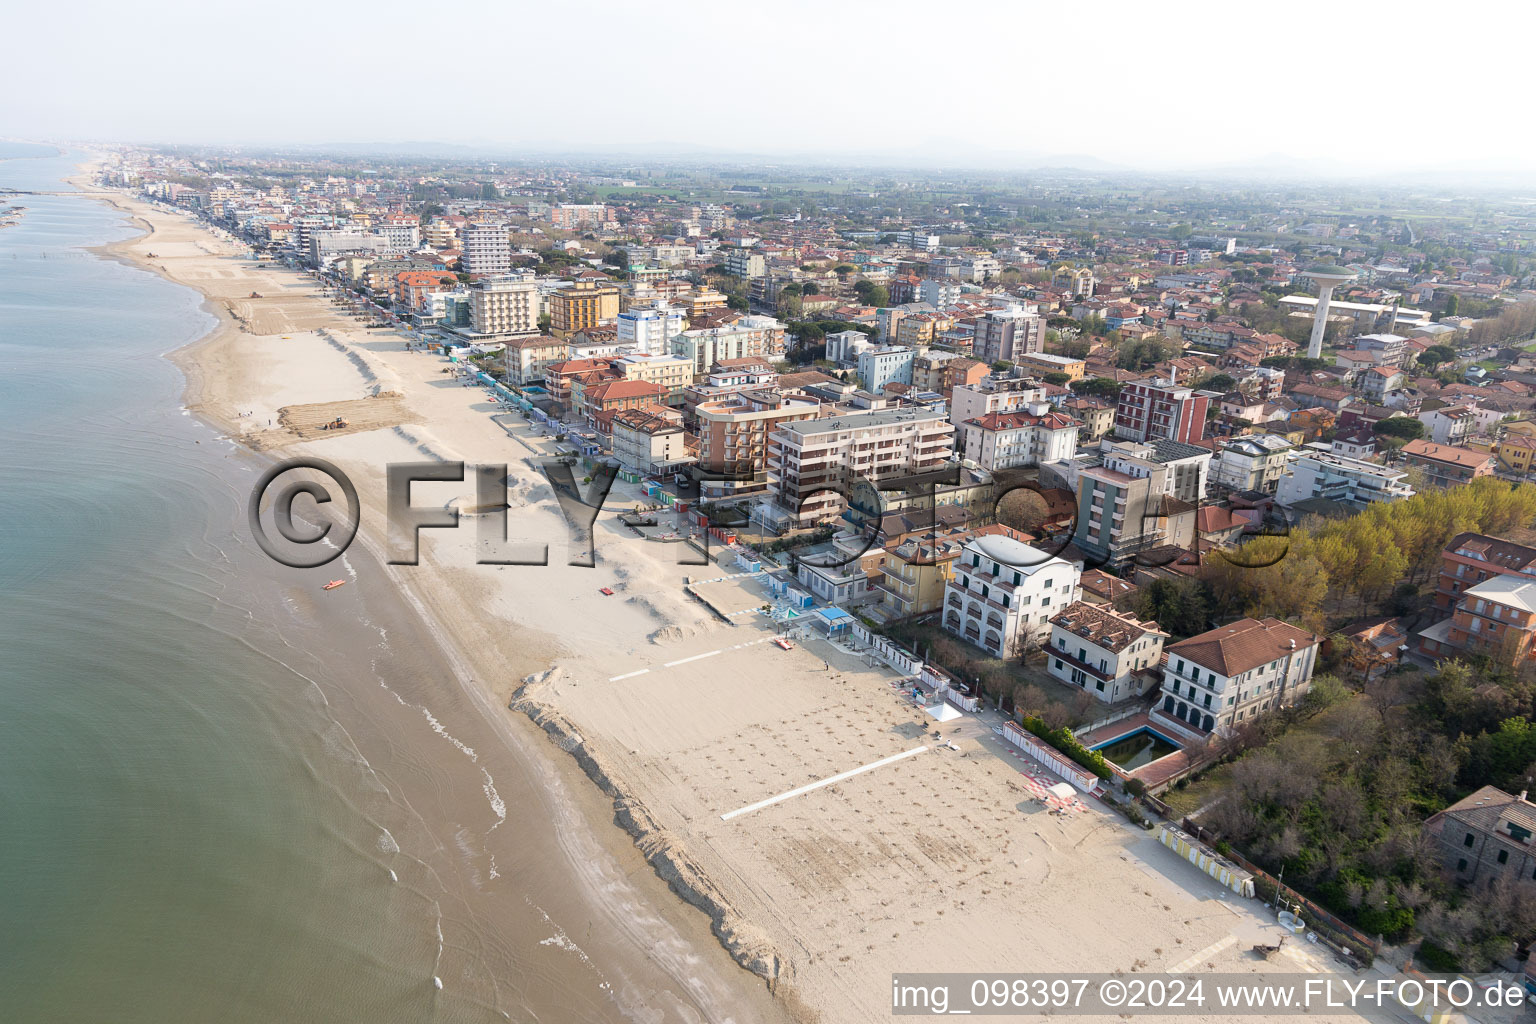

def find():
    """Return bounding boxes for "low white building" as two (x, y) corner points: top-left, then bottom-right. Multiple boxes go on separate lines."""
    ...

(1275, 444), (1415, 508)
(1047, 601), (1167, 703)
(942, 534), (1081, 657)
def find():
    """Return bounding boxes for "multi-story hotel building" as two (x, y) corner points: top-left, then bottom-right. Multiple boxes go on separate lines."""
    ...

(1160, 618), (1320, 736)
(459, 221), (512, 277)
(1430, 533), (1536, 613)
(1274, 445), (1415, 509)
(468, 275), (539, 336)
(549, 280), (620, 339)
(1047, 601), (1166, 703)
(1113, 379), (1209, 444)
(972, 307), (1045, 364)
(614, 353), (693, 405)
(616, 301), (687, 355)
(768, 407), (956, 524)
(941, 534), (1081, 656)
(671, 316), (785, 376)
(957, 402), (1080, 472)
(693, 390), (823, 499)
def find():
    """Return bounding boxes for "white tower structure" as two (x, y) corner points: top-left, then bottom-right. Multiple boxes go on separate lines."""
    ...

(1302, 264), (1357, 360)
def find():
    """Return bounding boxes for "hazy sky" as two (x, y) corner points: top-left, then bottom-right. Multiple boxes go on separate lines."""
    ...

(6, 0), (1535, 177)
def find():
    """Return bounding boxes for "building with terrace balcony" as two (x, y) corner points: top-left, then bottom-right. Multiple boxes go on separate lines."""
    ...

(1274, 444), (1414, 509)
(1419, 576), (1536, 665)
(766, 406), (956, 526)
(942, 534), (1081, 656)
(1047, 601), (1167, 703)
(692, 390), (823, 499)
(1159, 618), (1320, 737)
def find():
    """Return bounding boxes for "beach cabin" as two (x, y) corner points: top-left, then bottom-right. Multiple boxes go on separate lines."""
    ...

(813, 606), (854, 637)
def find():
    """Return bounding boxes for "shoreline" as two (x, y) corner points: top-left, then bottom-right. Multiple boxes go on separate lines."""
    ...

(70, 162), (800, 1020)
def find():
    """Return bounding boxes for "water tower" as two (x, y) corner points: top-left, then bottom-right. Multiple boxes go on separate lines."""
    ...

(1302, 264), (1357, 359)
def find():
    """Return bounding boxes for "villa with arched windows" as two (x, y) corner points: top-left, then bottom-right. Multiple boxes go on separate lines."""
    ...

(1158, 618), (1320, 738)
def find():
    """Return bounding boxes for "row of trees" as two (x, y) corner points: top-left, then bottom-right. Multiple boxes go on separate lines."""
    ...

(1205, 478), (1536, 631)
(1467, 301), (1536, 349)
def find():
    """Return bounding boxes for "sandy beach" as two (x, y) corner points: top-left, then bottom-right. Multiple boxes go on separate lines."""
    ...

(76, 172), (1394, 1023)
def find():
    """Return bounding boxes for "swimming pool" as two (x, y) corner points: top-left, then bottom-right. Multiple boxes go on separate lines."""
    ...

(1091, 727), (1181, 770)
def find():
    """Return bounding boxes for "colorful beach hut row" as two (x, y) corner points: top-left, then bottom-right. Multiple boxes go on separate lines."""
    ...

(1157, 825), (1255, 898)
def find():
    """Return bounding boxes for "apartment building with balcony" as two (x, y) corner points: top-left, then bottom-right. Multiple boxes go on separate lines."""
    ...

(941, 534), (1081, 656)
(549, 280), (620, 338)
(1430, 533), (1536, 614)
(1400, 440), (1494, 489)
(1063, 439), (1210, 569)
(1113, 379), (1210, 444)
(617, 301), (688, 356)
(501, 335), (568, 386)
(972, 307), (1045, 364)
(1419, 576), (1536, 665)
(876, 533), (967, 619)
(614, 352), (693, 405)
(1209, 434), (1294, 495)
(610, 408), (689, 476)
(948, 378), (1046, 457)
(768, 407), (956, 525)
(1274, 445), (1415, 509)
(672, 316), (786, 376)
(1159, 618), (1320, 737)
(468, 275), (539, 336)
(693, 390), (822, 499)
(459, 221), (512, 277)
(583, 379), (667, 432)
(958, 402), (1079, 472)
(857, 346), (916, 392)
(1015, 351), (1087, 382)
(1047, 601), (1167, 703)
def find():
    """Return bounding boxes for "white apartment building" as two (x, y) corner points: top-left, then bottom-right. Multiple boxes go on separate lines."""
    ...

(918, 279), (961, 306)
(722, 247), (766, 278)
(1274, 444), (1415, 509)
(1209, 434), (1294, 495)
(374, 223), (421, 250)
(1160, 618), (1320, 736)
(468, 275), (539, 336)
(460, 222), (512, 277)
(609, 408), (689, 475)
(671, 316), (786, 376)
(768, 407), (955, 524)
(959, 402), (1080, 471)
(617, 301), (688, 356)
(1048, 601), (1167, 703)
(949, 379), (1046, 456)
(942, 534), (1081, 656)
(826, 329), (874, 364)
(857, 346), (916, 392)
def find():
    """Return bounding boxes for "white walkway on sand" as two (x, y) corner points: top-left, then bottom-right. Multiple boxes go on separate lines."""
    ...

(720, 745), (929, 821)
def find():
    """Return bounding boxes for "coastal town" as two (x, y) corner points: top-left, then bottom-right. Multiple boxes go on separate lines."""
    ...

(85, 144), (1536, 1020)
